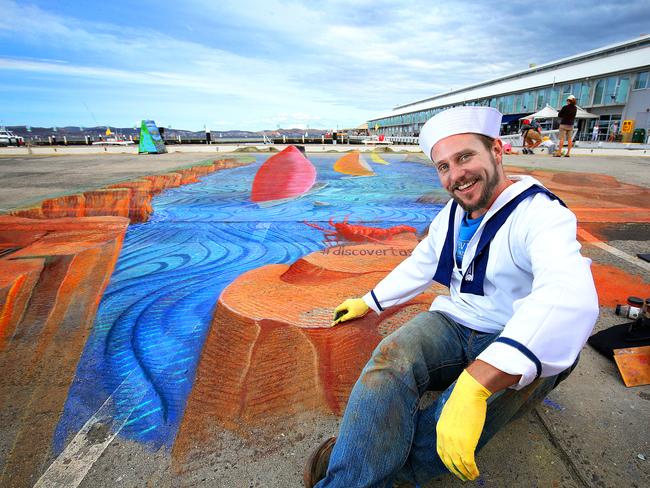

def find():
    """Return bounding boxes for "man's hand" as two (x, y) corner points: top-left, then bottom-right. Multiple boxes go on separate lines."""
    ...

(436, 370), (492, 481)
(331, 298), (369, 326)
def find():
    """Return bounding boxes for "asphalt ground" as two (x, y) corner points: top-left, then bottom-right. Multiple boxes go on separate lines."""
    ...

(0, 152), (226, 212)
(0, 149), (648, 488)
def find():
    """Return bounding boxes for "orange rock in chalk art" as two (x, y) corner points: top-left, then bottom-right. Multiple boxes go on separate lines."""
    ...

(0, 216), (129, 487)
(251, 146), (316, 202)
(108, 179), (154, 223)
(173, 235), (450, 459)
(143, 173), (182, 194)
(41, 194), (86, 219)
(9, 205), (45, 219)
(83, 189), (131, 218)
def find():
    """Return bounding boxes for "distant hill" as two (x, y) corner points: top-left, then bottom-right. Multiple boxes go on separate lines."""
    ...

(5, 125), (330, 140)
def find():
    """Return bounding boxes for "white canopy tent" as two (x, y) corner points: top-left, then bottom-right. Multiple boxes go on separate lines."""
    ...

(575, 106), (598, 119)
(519, 105), (558, 120)
(519, 104), (598, 120)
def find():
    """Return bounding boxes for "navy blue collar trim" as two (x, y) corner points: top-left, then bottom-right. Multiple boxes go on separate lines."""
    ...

(432, 185), (565, 296)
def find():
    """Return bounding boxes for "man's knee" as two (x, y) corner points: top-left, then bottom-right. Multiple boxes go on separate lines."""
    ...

(363, 321), (428, 382)
(362, 312), (450, 387)
(367, 333), (418, 376)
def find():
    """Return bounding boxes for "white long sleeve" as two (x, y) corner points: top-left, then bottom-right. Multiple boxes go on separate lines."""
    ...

(477, 196), (599, 388)
(360, 176), (599, 389)
(362, 203), (448, 313)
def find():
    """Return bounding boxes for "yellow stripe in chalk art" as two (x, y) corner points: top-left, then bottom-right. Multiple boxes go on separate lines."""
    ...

(370, 151), (390, 165)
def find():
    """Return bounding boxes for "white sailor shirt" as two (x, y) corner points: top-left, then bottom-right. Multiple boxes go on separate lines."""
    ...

(362, 175), (599, 389)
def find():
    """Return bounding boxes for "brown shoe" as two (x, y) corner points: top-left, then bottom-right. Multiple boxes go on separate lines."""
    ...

(304, 436), (336, 488)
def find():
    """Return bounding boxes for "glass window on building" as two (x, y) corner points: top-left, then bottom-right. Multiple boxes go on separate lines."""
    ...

(536, 89), (549, 110)
(593, 79), (605, 105)
(495, 96), (503, 112)
(521, 91), (532, 112)
(523, 91), (535, 112)
(549, 87), (560, 108)
(570, 82), (583, 101)
(578, 82), (590, 107)
(615, 76), (630, 104)
(561, 84), (572, 101)
(544, 88), (552, 107)
(604, 77), (618, 105)
(514, 94), (523, 112)
(504, 94), (514, 113)
(531, 90), (544, 111)
(633, 71), (648, 90)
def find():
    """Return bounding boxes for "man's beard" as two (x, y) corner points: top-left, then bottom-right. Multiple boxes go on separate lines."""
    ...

(449, 155), (501, 214)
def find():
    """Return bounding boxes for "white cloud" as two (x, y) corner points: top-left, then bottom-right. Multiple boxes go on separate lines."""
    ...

(1, 0), (649, 128)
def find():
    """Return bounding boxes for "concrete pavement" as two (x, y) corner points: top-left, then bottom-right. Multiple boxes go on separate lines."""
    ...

(1, 145), (648, 211)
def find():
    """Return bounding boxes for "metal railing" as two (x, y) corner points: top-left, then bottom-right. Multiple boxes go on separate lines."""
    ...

(499, 129), (576, 146)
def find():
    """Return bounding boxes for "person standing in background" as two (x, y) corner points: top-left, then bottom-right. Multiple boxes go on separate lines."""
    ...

(555, 95), (577, 157)
(591, 124), (599, 141)
(608, 122), (618, 142)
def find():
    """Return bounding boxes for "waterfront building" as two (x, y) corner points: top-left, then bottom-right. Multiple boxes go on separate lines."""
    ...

(369, 35), (650, 142)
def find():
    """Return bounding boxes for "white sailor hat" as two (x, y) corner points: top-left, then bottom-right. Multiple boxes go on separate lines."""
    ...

(419, 106), (502, 161)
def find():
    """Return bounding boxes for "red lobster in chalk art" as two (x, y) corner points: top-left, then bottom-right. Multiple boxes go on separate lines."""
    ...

(304, 216), (417, 245)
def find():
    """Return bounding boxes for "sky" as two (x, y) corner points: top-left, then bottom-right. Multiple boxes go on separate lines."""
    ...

(1, 0), (649, 131)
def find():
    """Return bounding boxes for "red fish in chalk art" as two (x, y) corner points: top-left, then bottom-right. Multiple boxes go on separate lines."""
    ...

(304, 216), (417, 244)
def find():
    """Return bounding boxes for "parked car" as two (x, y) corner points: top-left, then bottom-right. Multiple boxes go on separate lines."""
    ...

(0, 129), (24, 146)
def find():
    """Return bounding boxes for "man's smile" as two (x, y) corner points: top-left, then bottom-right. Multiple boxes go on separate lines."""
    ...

(453, 178), (480, 193)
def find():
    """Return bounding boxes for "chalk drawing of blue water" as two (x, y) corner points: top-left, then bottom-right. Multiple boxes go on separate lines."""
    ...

(54, 153), (444, 452)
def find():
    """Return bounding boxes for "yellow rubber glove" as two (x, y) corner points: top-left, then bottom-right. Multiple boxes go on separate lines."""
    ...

(436, 370), (492, 481)
(331, 298), (369, 326)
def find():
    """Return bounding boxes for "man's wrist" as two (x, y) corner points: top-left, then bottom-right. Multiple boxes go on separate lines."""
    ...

(466, 359), (521, 393)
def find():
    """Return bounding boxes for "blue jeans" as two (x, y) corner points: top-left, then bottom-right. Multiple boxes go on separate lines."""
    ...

(315, 311), (567, 488)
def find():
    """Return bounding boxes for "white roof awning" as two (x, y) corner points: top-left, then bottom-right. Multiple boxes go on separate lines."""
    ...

(519, 104), (598, 120)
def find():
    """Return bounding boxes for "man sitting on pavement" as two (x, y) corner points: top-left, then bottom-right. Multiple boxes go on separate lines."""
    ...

(304, 105), (599, 488)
